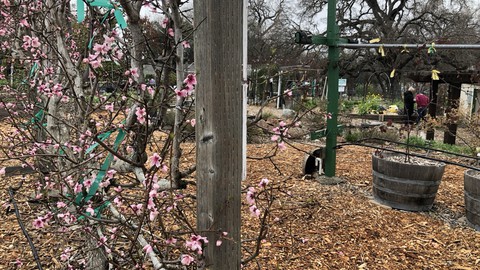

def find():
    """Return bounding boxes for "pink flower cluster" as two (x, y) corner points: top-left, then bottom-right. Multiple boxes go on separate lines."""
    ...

(175, 74), (197, 98)
(83, 32), (123, 70)
(271, 121), (288, 150)
(32, 212), (53, 229)
(245, 178), (269, 218)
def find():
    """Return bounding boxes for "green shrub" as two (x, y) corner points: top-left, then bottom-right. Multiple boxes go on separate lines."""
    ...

(405, 136), (426, 147)
(404, 136), (474, 155)
(341, 99), (360, 113)
(357, 94), (382, 115)
(343, 127), (400, 143)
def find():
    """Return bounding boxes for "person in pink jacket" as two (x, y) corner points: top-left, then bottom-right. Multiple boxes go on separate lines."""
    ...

(415, 92), (429, 124)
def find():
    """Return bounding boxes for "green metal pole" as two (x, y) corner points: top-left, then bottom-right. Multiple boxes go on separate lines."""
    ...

(324, 0), (339, 177)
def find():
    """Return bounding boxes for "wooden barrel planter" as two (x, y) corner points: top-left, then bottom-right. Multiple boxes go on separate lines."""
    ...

(464, 169), (480, 230)
(372, 152), (446, 211)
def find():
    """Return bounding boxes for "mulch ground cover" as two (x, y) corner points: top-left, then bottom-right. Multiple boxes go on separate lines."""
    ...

(1, 140), (479, 269)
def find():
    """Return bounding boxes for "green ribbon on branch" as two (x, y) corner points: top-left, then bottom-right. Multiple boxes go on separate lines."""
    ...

(77, 0), (127, 29)
(85, 130), (114, 154)
(75, 128), (126, 205)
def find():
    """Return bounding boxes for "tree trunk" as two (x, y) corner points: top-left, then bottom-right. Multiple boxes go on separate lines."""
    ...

(194, 0), (243, 269)
(170, 1), (185, 186)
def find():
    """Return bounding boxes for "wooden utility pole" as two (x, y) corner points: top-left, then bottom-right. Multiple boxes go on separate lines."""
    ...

(194, 0), (242, 269)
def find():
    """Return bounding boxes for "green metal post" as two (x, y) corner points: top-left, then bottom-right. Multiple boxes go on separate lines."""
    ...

(324, 0), (340, 177)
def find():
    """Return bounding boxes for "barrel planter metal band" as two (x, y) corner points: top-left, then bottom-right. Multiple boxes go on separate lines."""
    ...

(372, 152), (446, 212)
(464, 169), (480, 230)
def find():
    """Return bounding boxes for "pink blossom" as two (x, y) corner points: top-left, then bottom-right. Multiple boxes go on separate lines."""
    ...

(135, 107), (146, 124)
(161, 18), (169, 28)
(147, 198), (156, 210)
(60, 247), (71, 261)
(114, 197), (123, 207)
(285, 89), (293, 96)
(0, 167), (5, 175)
(90, 59), (102, 69)
(104, 103), (114, 113)
(186, 234), (208, 254)
(106, 169), (116, 179)
(143, 244), (153, 254)
(57, 201), (67, 208)
(216, 240), (222, 246)
(104, 35), (115, 45)
(150, 153), (161, 167)
(30, 37), (40, 48)
(83, 178), (93, 189)
(249, 205), (261, 217)
(167, 28), (174, 37)
(15, 259), (23, 267)
(166, 238), (177, 245)
(278, 141), (287, 150)
(86, 206), (95, 216)
(271, 135), (279, 142)
(181, 254), (195, 265)
(32, 217), (45, 229)
(73, 183), (83, 194)
(279, 121), (287, 127)
(20, 19), (30, 28)
(184, 74), (197, 86)
(175, 89), (188, 97)
(259, 178), (269, 188)
(130, 68), (140, 79)
(187, 119), (196, 127)
(113, 49), (124, 60)
(147, 86), (154, 96)
(182, 40), (191, 48)
(93, 43), (109, 55)
(161, 164), (168, 173)
(149, 210), (159, 221)
(246, 187), (255, 205)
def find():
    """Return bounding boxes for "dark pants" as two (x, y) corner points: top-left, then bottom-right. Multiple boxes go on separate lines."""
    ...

(416, 107), (427, 123)
(405, 108), (415, 124)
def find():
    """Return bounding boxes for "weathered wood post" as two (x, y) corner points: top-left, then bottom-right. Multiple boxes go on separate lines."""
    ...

(194, 0), (243, 269)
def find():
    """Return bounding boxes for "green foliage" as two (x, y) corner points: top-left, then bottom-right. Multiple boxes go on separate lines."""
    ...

(303, 98), (317, 110)
(261, 111), (275, 120)
(405, 136), (474, 155)
(405, 136), (426, 147)
(357, 94), (382, 115)
(341, 99), (361, 113)
(344, 127), (400, 143)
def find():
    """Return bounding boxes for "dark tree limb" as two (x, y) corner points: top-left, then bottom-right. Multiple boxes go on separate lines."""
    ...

(8, 185), (43, 270)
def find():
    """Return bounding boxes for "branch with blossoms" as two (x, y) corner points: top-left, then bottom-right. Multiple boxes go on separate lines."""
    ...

(241, 176), (294, 267)
(0, 1), (205, 269)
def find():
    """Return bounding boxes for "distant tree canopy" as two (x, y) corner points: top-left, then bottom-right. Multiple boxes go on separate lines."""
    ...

(295, 0), (480, 97)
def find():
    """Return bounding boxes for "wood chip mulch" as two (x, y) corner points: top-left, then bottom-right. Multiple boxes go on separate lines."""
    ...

(1, 142), (479, 270)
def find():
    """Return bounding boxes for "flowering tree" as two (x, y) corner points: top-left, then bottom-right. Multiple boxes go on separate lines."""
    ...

(0, 0), (206, 268)
(0, 0), (291, 269)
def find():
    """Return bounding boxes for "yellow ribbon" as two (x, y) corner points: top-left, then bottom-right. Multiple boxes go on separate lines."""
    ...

(369, 38), (381, 44)
(378, 45), (385, 57)
(390, 69), (396, 78)
(432, 69), (441, 80)
(428, 43), (436, 54)
(401, 44), (409, 54)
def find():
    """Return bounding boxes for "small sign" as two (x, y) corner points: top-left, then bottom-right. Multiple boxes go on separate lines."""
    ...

(338, 78), (347, 87)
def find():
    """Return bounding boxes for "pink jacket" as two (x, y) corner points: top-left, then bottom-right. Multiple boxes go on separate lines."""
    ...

(415, 93), (429, 108)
